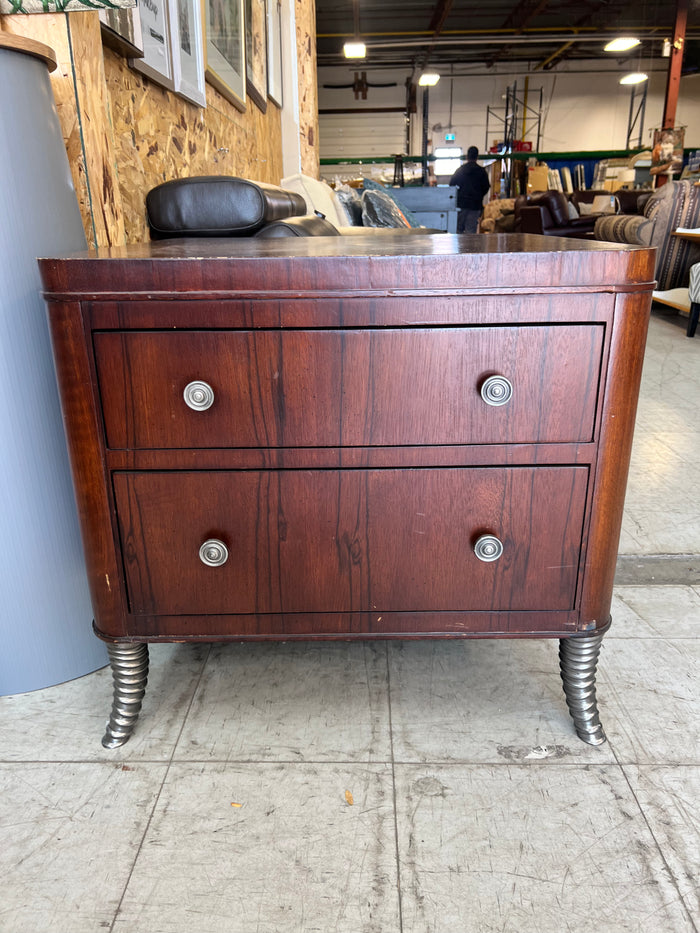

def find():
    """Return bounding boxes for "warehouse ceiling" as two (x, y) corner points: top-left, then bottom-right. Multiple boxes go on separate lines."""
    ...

(315, 0), (700, 75)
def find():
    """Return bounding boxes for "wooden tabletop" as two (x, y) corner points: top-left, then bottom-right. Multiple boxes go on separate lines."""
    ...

(672, 230), (700, 243)
(0, 33), (57, 72)
(38, 233), (657, 298)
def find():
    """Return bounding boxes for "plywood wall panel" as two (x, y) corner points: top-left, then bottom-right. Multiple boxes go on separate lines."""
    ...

(104, 49), (283, 243)
(2, 0), (313, 244)
(67, 12), (126, 248)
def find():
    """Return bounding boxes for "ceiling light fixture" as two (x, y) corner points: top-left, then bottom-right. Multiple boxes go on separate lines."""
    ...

(419, 72), (440, 86)
(604, 37), (641, 52)
(619, 72), (648, 85)
(343, 41), (366, 59)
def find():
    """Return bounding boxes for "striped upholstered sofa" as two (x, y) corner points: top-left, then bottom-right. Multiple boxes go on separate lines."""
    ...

(594, 180), (700, 291)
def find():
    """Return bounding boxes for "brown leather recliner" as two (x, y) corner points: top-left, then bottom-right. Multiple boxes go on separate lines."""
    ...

(569, 189), (610, 213)
(515, 190), (598, 239)
(571, 187), (652, 216)
(610, 188), (653, 215)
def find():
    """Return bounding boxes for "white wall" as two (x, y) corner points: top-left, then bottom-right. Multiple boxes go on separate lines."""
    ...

(280, 0), (303, 177)
(320, 112), (407, 160)
(318, 63), (700, 165)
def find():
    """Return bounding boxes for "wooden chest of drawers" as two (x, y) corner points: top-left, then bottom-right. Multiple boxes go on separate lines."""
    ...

(40, 234), (655, 748)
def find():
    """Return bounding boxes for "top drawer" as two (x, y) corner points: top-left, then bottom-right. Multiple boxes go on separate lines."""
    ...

(94, 325), (603, 449)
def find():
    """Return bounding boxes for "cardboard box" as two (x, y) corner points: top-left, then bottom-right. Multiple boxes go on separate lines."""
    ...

(527, 164), (550, 193)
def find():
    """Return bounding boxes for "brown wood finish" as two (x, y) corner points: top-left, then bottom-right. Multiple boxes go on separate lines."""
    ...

(105, 442), (595, 472)
(39, 235), (655, 645)
(113, 467), (587, 617)
(46, 302), (128, 637)
(580, 289), (653, 628)
(110, 610), (580, 640)
(0, 33), (58, 71)
(95, 326), (603, 449)
(39, 234), (656, 297)
(87, 292), (613, 330)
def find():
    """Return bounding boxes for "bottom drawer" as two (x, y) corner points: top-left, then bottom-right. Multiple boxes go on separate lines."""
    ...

(113, 467), (587, 616)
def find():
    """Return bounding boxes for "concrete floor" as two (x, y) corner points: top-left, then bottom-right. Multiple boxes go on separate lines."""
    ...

(618, 309), (700, 582)
(1, 310), (698, 933)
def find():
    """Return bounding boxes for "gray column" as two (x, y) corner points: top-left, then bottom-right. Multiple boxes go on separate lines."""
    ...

(0, 38), (107, 696)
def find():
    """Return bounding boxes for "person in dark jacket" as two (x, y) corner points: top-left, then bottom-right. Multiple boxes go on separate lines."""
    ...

(449, 146), (490, 233)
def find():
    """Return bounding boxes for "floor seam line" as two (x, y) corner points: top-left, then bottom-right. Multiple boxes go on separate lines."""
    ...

(386, 643), (404, 933)
(614, 748), (700, 933)
(9, 757), (700, 766)
(108, 644), (212, 932)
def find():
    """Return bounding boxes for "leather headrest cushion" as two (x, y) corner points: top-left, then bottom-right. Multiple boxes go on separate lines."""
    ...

(532, 190), (570, 226)
(613, 188), (643, 215)
(146, 176), (307, 238)
(255, 215), (341, 238)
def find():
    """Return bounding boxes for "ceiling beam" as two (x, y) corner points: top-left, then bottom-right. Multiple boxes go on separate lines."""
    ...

(357, 31), (676, 50)
(415, 0), (455, 73)
(427, 0), (454, 34)
(534, 0), (619, 70)
(486, 0), (551, 67)
(352, 0), (361, 38)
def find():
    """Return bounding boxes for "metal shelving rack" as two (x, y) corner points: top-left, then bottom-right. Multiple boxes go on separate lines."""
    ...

(485, 81), (543, 195)
(626, 82), (648, 150)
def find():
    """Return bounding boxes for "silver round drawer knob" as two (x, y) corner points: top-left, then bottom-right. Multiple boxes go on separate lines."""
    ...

(474, 534), (504, 562)
(199, 539), (229, 567)
(480, 375), (513, 406)
(184, 381), (215, 411)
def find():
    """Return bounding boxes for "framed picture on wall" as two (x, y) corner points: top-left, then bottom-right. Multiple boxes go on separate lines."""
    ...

(651, 127), (685, 175)
(245, 0), (267, 113)
(99, 6), (144, 59)
(266, 0), (282, 107)
(204, 0), (246, 111)
(169, 0), (207, 107)
(131, 0), (175, 90)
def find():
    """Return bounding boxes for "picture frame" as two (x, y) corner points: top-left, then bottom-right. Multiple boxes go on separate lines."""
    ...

(2, 0), (135, 12)
(204, 0), (246, 111)
(266, 0), (282, 107)
(99, 6), (144, 60)
(169, 0), (207, 107)
(131, 0), (175, 91)
(245, 0), (267, 113)
(651, 126), (685, 176)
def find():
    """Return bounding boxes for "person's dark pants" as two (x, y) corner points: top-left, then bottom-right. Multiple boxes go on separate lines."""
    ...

(457, 209), (482, 233)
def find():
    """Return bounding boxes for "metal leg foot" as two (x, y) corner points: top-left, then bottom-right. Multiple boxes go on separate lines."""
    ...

(102, 643), (149, 749)
(559, 634), (606, 746)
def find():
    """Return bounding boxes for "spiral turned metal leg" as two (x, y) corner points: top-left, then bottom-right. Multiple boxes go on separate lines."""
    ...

(102, 643), (149, 749)
(559, 634), (606, 746)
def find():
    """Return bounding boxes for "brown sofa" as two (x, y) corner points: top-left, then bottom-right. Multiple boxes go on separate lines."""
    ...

(514, 188), (654, 240)
(514, 190), (600, 238)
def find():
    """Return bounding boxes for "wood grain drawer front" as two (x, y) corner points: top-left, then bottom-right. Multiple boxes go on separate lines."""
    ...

(95, 326), (603, 449)
(113, 467), (587, 616)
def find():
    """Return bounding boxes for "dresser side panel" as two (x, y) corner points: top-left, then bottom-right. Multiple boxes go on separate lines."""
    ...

(46, 300), (127, 636)
(580, 289), (652, 629)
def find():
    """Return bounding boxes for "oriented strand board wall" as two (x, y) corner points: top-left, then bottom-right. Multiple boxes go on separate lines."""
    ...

(1, 1), (316, 247)
(105, 49), (283, 243)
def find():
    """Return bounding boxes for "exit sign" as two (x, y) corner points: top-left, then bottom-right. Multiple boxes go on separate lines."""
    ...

(445, 133), (456, 142)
